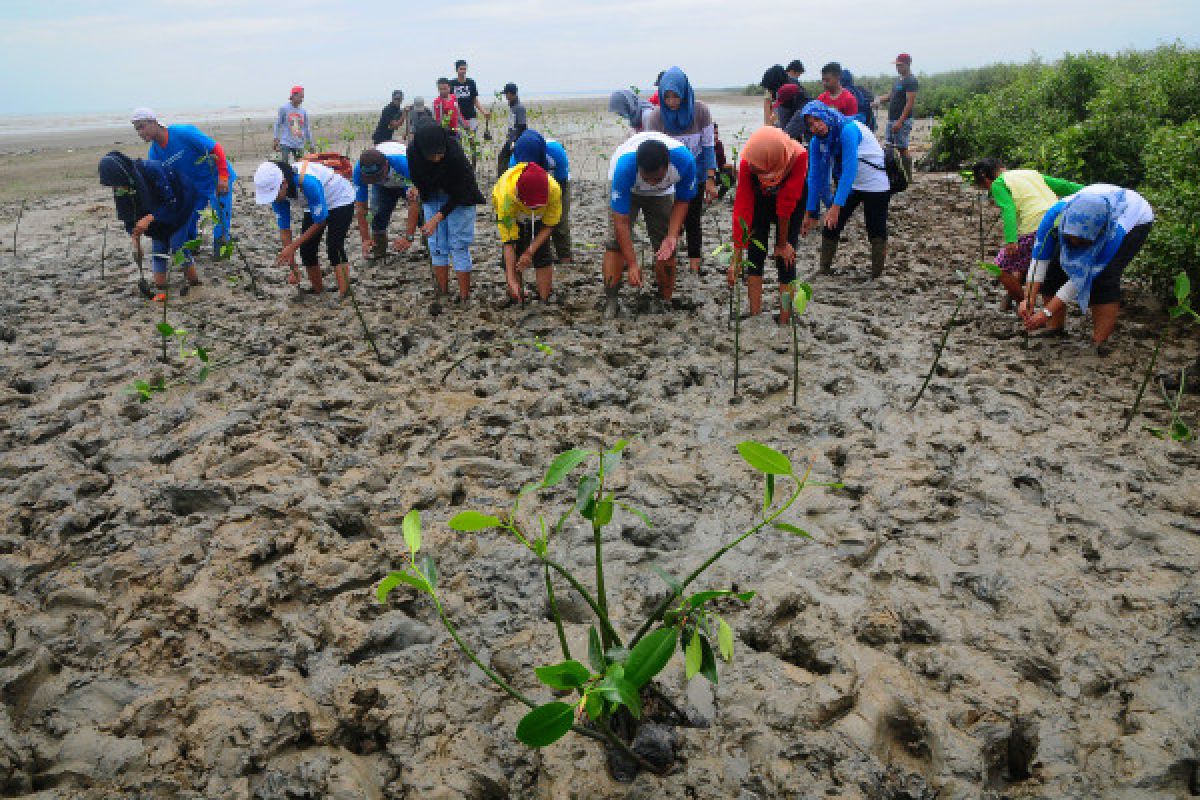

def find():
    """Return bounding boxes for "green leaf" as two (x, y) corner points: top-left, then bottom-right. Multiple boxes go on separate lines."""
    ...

(594, 498), (614, 527)
(534, 660), (592, 690)
(650, 564), (681, 594)
(616, 678), (642, 719)
(402, 509), (421, 555)
(773, 522), (813, 539)
(376, 570), (431, 601)
(792, 280), (813, 315)
(736, 441), (793, 475)
(419, 554), (438, 588)
(583, 690), (604, 720)
(196, 366), (210, 384)
(684, 590), (756, 610)
(624, 628), (678, 688)
(699, 635), (719, 684)
(542, 448), (592, 488)
(448, 510), (503, 531)
(156, 322), (176, 337)
(587, 626), (605, 672)
(195, 346), (209, 363)
(978, 260), (1002, 278)
(575, 474), (599, 518)
(717, 617), (734, 662)
(685, 630), (703, 680)
(515, 702), (575, 748)
(1175, 272), (1191, 306)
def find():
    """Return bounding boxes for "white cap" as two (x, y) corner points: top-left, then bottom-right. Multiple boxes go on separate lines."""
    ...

(130, 107), (158, 123)
(253, 162), (285, 204)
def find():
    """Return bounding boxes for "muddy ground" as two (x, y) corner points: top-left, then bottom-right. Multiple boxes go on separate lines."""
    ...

(1, 100), (1198, 799)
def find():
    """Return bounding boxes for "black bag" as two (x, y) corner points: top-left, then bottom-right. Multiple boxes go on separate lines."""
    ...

(859, 145), (908, 194)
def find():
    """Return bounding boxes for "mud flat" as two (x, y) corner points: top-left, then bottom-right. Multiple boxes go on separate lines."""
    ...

(0, 98), (1198, 798)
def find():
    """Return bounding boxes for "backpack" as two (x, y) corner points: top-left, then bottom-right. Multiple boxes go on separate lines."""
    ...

(858, 143), (909, 194)
(847, 84), (876, 132)
(300, 152), (354, 181)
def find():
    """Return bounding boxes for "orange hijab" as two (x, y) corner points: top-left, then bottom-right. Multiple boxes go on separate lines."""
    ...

(742, 126), (804, 188)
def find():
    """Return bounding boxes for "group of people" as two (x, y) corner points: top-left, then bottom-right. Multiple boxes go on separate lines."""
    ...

(97, 54), (1154, 349)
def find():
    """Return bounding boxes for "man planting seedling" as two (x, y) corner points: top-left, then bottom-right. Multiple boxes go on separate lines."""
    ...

(492, 161), (562, 303)
(602, 132), (699, 317)
(353, 144), (418, 260)
(131, 107), (237, 259)
(507, 130), (573, 264)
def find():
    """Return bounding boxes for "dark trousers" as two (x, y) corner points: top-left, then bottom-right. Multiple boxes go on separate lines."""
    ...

(300, 204), (354, 266)
(820, 189), (889, 240)
(684, 193), (704, 259)
(369, 185), (409, 234)
(746, 190), (803, 284)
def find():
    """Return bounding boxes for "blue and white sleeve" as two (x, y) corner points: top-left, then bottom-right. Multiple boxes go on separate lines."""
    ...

(1029, 202), (1066, 281)
(272, 199), (292, 230)
(832, 124), (862, 207)
(670, 147), (698, 203)
(301, 175), (329, 224)
(609, 154), (638, 215)
(352, 164), (369, 204)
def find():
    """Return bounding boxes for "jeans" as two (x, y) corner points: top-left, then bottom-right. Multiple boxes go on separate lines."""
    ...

(150, 214), (198, 274)
(422, 193), (476, 272)
(201, 185), (234, 248)
(886, 118), (913, 150)
(369, 184), (411, 233)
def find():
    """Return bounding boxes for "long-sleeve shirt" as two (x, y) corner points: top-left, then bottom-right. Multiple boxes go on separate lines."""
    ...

(372, 103), (407, 144)
(641, 104), (717, 176)
(274, 104), (313, 150)
(733, 150), (809, 247)
(408, 137), (486, 218)
(607, 132), (698, 214)
(115, 160), (197, 238)
(351, 142), (412, 203)
(990, 171), (1084, 242)
(805, 120), (888, 213)
(270, 161), (356, 230)
(492, 163), (563, 242)
(147, 124), (235, 200)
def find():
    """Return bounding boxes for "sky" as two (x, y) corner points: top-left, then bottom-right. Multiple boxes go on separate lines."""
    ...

(1, 0), (1197, 115)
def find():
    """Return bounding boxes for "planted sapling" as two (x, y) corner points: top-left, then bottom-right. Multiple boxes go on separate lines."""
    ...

(1125, 271), (1199, 432)
(788, 280), (814, 405)
(377, 439), (837, 778)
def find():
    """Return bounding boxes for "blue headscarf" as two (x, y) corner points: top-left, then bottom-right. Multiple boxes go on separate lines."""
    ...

(800, 100), (847, 161)
(1058, 187), (1131, 310)
(608, 89), (650, 129)
(657, 67), (696, 133)
(512, 129), (549, 170)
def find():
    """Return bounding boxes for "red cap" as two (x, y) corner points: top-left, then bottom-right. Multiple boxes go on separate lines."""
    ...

(515, 163), (549, 207)
(895, 53), (912, 64)
(773, 83), (801, 108)
(290, 85), (304, 96)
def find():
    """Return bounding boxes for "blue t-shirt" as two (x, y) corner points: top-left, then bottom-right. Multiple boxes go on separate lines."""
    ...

(510, 139), (571, 184)
(147, 124), (236, 199)
(272, 173), (329, 230)
(352, 149), (412, 204)
(607, 131), (698, 215)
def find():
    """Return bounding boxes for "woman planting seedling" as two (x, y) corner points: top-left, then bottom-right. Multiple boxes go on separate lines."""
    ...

(352, 143), (418, 261)
(608, 89), (652, 135)
(1019, 184), (1154, 354)
(508, 130), (574, 264)
(252, 158), (356, 296)
(728, 126), (809, 325)
(492, 161), (562, 303)
(98, 151), (198, 295)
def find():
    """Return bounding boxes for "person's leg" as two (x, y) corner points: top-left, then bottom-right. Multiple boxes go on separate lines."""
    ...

(150, 237), (170, 289)
(862, 191), (890, 278)
(371, 186), (400, 259)
(684, 193), (703, 273)
(645, 195), (675, 302)
(745, 190), (772, 316)
(446, 204), (476, 301)
(1086, 222), (1152, 346)
(895, 120), (914, 183)
(532, 224), (555, 300)
(552, 180), (572, 263)
(422, 197), (451, 294)
(1090, 303), (1120, 345)
(299, 211), (324, 291)
(819, 191), (860, 273)
(325, 205), (354, 294)
(777, 203), (804, 323)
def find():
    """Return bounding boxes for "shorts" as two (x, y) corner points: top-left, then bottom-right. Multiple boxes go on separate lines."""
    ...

(606, 193), (674, 255)
(1039, 222), (1153, 306)
(461, 117), (480, 133)
(995, 232), (1036, 276)
(507, 220), (554, 269)
(886, 118), (913, 150)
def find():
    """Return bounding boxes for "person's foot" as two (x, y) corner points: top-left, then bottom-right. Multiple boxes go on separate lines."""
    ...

(1092, 341), (1114, 358)
(1030, 326), (1066, 339)
(603, 291), (620, 319)
(1000, 296), (1014, 312)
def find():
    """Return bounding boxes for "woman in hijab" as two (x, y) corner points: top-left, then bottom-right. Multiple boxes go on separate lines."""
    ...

(729, 127), (808, 324)
(642, 66), (717, 274)
(608, 89), (652, 134)
(799, 100), (892, 278)
(97, 150), (199, 295)
(1020, 184), (1154, 352)
(396, 124), (486, 304)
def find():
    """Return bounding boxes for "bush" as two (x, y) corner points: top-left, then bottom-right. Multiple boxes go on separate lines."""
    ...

(928, 44), (1200, 294)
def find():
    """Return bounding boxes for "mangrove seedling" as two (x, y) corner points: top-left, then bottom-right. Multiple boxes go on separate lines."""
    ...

(788, 280), (814, 406)
(377, 440), (836, 777)
(1145, 366), (1194, 442)
(440, 336), (554, 384)
(1125, 271), (1199, 431)
(12, 199), (25, 261)
(909, 260), (1002, 410)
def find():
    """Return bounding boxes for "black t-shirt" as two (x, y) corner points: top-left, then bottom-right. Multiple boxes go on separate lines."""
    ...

(450, 78), (479, 119)
(888, 74), (919, 121)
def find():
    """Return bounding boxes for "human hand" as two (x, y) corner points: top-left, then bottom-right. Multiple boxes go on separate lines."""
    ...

(1024, 310), (1048, 331)
(393, 236), (413, 253)
(774, 242), (796, 266)
(272, 139), (280, 151)
(276, 244), (298, 267)
(823, 206), (840, 230)
(516, 250), (533, 270)
(891, 120), (903, 134)
(704, 179), (717, 204)
(800, 215), (816, 237)
(421, 214), (442, 237)
(655, 236), (677, 262)
(1004, 242), (1019, 258)
(132, 214), (153, 237)
(361, 240), (372, 259)
(216, 179), (229, 194)
(628, 263), (643, 288)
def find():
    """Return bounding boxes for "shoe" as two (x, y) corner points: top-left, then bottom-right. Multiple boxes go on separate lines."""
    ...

(868, 236), (887, 279)
(603, 288), (620, 319)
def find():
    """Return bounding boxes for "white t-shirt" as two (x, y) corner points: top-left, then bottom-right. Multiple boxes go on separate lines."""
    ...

(296, 161), (356, 211)
(849, 121), (890, 194)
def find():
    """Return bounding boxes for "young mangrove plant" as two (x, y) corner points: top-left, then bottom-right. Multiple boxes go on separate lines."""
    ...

(1125, 271), (1199, 432)
(909, 260), (1002, 410)
(1145, 365), (1194, 442)
(440, 336), (553, 384)
(788, 280), (814, 405)
(377, 439), (835, 777)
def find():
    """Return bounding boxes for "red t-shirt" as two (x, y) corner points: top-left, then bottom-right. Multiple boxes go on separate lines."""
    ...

(433, 96), (461, 130)
(732, 149), (809, 248)
(817, 90), (858, 117)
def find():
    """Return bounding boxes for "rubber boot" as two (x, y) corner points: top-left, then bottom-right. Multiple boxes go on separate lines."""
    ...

(818, 237), (839, 274)
(371, 232), (387, 260)
(901, 154), (914, 185)
(604, 286), (620, 319)
(869, 237), (887, 279)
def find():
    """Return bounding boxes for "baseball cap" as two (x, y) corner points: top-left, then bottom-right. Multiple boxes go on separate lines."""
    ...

(358, 149), (389, 184)
(130, 107), (157, 123)
(503, 82), (518, 95)
(515, 163), (549, 207)
(895, 53), (912, 64)
(253, 162), (285, 205)
(290, 85), (304, 96)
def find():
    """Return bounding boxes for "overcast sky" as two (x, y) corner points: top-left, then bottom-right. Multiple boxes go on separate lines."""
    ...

(2, 0), (1197, 115)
